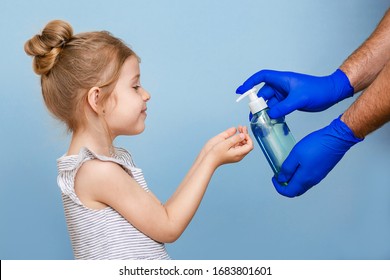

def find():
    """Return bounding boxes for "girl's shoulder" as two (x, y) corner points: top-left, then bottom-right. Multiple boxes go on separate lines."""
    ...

(57, 148), (142, 204)
(73, 156), (132, 209)
(57, 147), (140, 208)
(57, 146), (137, 173)
(113, 147), (137, 168)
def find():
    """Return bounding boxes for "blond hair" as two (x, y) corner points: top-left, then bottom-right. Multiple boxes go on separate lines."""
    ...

(24, 20), (137, 133)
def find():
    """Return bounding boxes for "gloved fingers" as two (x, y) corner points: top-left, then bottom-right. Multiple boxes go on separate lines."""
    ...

(276, 151), (300, 184)
(257, 84), (277, 100)
(272, 177), (299, 198)
(267, 94), (303, 118)
(266, 96), (279, 108)
(258, 85), (288, 102)
(272, 168), (311, 198)
(236, 69), (287, 94)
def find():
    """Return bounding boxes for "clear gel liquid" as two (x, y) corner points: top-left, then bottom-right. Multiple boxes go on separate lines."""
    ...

(250, 109), (296, 178)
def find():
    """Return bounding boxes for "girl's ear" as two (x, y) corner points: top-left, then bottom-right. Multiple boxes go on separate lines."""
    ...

(87, 86), (102, 114)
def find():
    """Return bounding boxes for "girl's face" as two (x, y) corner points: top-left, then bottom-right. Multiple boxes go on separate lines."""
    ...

(104, 56), (150, 138)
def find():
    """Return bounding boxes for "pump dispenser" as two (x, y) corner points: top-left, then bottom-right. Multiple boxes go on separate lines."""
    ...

(236, 85), (296, 181)
(236, 86), (268, 114)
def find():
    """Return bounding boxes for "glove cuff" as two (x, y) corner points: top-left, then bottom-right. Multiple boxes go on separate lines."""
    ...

(331, 69), (354, 101)
(332, 115), (364, 145)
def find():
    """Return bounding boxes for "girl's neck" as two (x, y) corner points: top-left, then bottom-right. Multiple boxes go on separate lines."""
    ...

(67, 127), (114, 157)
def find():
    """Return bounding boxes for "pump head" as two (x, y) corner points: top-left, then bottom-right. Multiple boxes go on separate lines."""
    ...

(236, 84), (268, 114)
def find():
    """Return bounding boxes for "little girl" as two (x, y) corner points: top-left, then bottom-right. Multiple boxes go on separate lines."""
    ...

(25, 20), (253, 260)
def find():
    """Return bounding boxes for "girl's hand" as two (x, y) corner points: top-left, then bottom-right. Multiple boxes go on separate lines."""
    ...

(201, 127), (237, 155)
(205, 126), (253, 167)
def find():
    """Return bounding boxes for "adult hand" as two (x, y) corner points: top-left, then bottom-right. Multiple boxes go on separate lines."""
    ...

(236, 69), (354, 119)
(273, 116), (363, 197)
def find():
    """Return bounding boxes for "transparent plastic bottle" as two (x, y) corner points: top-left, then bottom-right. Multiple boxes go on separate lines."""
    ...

(236, 86), (296, 180)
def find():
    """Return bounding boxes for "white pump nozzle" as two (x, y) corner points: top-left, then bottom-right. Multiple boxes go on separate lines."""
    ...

(236, 83), (268, 114)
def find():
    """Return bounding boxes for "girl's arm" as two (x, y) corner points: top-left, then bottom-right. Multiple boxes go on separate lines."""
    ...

(74, 127), (253, 243)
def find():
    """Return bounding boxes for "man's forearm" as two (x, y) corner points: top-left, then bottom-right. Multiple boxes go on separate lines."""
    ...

(341, 59), (390, 139)
(340, 8), (390, 92)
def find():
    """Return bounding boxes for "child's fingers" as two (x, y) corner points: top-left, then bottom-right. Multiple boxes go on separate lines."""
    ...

(238, 125), (249, 134)
(215, 126), (251, 150)
(244, 128), (251, 142)
(206, 127), (237, 149)
(213, 129), (253, 163)
(244, 134), (253, 149)
(236, 130), (253, 149)
(238, 126), (251, 144)
(226, 133), (246, 148)
(220, 127), (237, 139)
(234, 136), (254, 155)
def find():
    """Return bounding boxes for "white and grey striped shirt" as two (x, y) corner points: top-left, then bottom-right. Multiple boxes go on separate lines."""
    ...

(57, 147), (170, 260)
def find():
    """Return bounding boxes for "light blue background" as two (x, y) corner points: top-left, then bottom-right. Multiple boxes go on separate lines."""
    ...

(1, 0), (389, 260)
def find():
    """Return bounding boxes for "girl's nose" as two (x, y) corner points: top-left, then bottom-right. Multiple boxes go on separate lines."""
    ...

(142, 88), (151, 101)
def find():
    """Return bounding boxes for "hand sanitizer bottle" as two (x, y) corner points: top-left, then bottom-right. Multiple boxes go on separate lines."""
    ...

(236, 85), (296, 181)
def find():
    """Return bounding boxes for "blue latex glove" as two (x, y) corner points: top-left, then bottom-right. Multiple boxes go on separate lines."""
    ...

(236, 69), (354, 119)
(274, 116), (363, 198)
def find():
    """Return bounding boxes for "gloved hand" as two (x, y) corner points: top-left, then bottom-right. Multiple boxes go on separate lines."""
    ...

(236, 69), (354, 119)
(273, 115), (363, 197)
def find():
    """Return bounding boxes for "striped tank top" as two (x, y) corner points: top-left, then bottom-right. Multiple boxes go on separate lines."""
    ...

(57, 147), (170, 260)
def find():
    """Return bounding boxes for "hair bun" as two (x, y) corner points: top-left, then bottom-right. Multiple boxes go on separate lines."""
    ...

(24, 20), (73, 75)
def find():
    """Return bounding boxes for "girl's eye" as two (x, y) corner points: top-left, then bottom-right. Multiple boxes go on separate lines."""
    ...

(133, 85), (141, 91)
